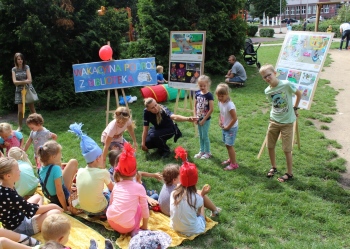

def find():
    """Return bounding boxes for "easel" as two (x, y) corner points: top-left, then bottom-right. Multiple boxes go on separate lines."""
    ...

(173, 89), (197, 135)
(104, 41), (131, 126)
(105, 88), (130, 126)
(257, 119), (300, 159)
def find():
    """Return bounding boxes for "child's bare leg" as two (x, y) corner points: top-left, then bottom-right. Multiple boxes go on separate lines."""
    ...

(197, 190), (217, 212)
(226, 145), (236, 164)
(62, 159), (78, 190)
(268, 148), (277, 168)
(284, 151), (293, 175)
(0, 238), (32, 249)
(27, 194), (43, 205)
(0, 228), (38, 246)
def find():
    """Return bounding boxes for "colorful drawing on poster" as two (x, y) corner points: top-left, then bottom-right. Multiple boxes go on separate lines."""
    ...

(298, 85), (312, 101)
(276, 68), (289, 80)
(299, 71), (317, 86)
(172, 34), (203, 55)
(169, 61), (202, 84)
(287, 69), (301, 84)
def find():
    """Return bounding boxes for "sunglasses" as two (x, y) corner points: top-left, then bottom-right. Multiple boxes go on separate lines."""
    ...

(116, 112), (129, 117)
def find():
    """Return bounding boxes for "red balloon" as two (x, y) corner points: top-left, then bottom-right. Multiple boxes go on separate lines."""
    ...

(99, 45), (113, 61)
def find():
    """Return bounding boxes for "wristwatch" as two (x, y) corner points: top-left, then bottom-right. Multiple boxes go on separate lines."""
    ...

(293, 107), (299, 111)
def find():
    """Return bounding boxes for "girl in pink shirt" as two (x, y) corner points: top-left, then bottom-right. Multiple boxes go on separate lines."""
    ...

(106, 143), (149, 236)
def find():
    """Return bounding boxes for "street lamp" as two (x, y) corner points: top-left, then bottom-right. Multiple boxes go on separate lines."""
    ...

(279, 0), (282, 33)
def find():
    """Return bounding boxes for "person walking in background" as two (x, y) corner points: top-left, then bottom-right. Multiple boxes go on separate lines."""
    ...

(12, 53), (36, 131)
(303, 18), (307, 31)
(339, 22), (350, 50)
(259, 64), (301, 183)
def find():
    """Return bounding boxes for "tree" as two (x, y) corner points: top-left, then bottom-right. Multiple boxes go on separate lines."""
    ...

(0, 0), (128, 110)
(250, 0), (287, 18)
(132, 0), (247, 75)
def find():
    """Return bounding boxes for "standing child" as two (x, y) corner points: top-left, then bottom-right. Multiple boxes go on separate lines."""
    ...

(0, 157), (62, 241)
(69, 123), (114, 220)
(23, 113), (57, 169)
(38, 141), (78, 211)
(156, 65), (167, 84)
(193, 75), (214, 159)
(259, 64), (301, 182)
(159, 162), (220, 217)
(107, 143), (149, 237)
(170, 146), (220, 236)
(101, 107), (137, 162)
(215, 83), (239, 170)
(8, 147), (39, 197)
(0, 122), (24, 156)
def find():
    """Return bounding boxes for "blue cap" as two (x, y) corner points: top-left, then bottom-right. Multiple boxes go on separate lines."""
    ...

(68, 122), (102, 163)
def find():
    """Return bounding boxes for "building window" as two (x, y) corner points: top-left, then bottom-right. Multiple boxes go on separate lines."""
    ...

(324, 4), (329, 13)
(291, 7), (295, 15)
(286, 7), (289, 15)
(296, 6), (300, 14)
(312, 5), (316, 14)
(308, 5), (311, 14)
(302, 6), (306, 14)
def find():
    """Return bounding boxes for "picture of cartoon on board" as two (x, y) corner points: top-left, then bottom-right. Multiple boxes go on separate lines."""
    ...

(276, 68), (289, 80)
(299, 71), (317, 87)
(287, 69), (301, 84)
(169, 61), (202, 84)
(170, 32), (205, 61)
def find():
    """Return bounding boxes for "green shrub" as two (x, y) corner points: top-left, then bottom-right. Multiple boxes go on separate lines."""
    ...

(259, 28), (275, 37)
(247, 25), (259, 37)
(292, 20), (341, 38)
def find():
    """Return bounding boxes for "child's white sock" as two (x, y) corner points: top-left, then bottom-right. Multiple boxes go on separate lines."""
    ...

(18, 234), (40, 246)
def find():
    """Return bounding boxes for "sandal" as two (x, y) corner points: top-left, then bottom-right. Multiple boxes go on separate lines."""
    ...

(277, 173), (293, 182)
(266, 167), (277, 178)
(221, 159), (231, 165)
(224, 163), (239, 171)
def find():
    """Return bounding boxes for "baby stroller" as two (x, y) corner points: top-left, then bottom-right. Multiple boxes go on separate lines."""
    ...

(243, 38), (261, 68)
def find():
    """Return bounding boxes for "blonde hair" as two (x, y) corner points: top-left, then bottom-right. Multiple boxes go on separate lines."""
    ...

(0, 157), (17, 180)
(0, 123), (12, 134)
(259, 64), (275, 75)
(113, 106), (135, 129)
(215, 83), (230, 96)
(144, 97), (163, 125)
(197, 75), (211, 87)
(8, 147), (34, 168)
(41, 214), (71, 242)
(40, 241), (65, 249)
(156, 65), (163, 73)
(37, 141), (62, 165)
(26, 113), (44, 126)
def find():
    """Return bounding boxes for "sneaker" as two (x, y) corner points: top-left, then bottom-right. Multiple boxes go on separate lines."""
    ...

(224, 163), (239, 170)
(105, 239), (115, 249)
(194, 152), (205, 159)
(200, 153), (212, 159)
(210, 207), (222, 217)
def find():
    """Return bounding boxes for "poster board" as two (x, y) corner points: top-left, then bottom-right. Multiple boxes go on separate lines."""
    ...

(275, 31), (334, 110)
(168, 31), (206, 90)
(72, 57), (157, 92)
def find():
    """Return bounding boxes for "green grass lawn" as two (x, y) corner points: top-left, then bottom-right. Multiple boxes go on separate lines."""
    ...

(3, 45), (350, 248)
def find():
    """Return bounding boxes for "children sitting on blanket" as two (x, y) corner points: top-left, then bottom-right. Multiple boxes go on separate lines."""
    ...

(159, 163), (221, 217)
(38, 141), (78, 212)
(108, 149), (161, 206)
(8, 147), (39, 197)
(69, 123), (114, 221)
(107, 143), (149, 237)
(0, 157), (63, 242)
(169, 147), (221, 236)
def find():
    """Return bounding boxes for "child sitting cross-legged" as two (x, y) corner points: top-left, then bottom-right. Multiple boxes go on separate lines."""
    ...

(0, 157), (63, 244)
(169, 146), (221, 236)
(69, 123), (114, 221)
(107, 143), (149, 237)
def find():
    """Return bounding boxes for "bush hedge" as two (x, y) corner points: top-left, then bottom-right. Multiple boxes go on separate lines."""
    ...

(247, 25), (259, 37)
(292, 21), (341, 38)
(259, 28), (275, 37)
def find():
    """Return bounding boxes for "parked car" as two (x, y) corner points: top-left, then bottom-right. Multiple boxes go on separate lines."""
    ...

(281, 18), (300, 24)
(307, 16), (323, 23)
(246, 17), (253, 22)
(260, 19), (273, 24)
(253, 17), (260, 22)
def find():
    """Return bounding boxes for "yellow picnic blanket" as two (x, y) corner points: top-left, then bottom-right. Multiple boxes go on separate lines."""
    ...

(116, 211), (218, 249)
(0, 213), (105, 249)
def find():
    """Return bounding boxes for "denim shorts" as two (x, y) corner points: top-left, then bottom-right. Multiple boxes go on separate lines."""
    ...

(13, 216), (39, 236)
(222, 126), (238, 146)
